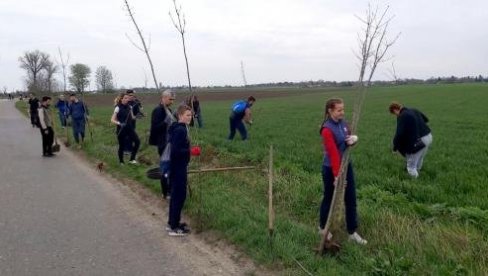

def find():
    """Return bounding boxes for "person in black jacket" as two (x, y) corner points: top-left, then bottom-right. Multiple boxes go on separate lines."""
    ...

(389, 102), (433, 178)
(28, 93), (40, 127)
(111, 94), (140, 165)
(167, 105), (200, 236)
(186, 94), (203, 128)
(149, 89), (176, 199)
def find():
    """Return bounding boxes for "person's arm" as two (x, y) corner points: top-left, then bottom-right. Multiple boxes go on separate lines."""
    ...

(151, 107), (167, 130)
(171, 128), (190, 157)
(420, 111), (429, 123)
(244, 108), (252, 124)
(83, 102), (89, 117)
(322, 128), (341, 177)
(393, 115), (408, 151)
(111, 107), (121, 125)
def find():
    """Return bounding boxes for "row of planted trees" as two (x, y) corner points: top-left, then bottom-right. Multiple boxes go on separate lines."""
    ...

(18, 49), (115, 94)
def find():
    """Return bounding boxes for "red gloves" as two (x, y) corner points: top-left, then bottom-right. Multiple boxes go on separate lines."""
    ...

(191, 146), (201, 156)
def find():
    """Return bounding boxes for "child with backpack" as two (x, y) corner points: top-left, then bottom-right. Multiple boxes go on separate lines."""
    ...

(228, 96), (256, 140)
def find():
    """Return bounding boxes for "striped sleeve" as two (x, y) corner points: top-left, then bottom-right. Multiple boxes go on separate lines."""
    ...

(321, 128), (341, 177)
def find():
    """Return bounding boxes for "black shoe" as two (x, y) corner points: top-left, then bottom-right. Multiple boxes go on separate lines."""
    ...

(168, 225), (190, 236)
(179, 222), (190, 232)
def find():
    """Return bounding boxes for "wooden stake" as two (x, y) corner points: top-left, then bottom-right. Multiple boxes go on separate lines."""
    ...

(268, 145), (274, 236)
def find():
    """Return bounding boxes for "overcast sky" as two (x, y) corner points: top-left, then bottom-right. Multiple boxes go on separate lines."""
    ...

(0, 0), (487, 91)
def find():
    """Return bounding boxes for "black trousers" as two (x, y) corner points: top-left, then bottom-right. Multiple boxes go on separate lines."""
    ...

(319, 163), (358, 234)
(168, 168), (187, 229)
(40, 127), (54, 155)
(158, 144), (171, 197)
(30, 112), (39, 127)
(117, 127), (140, 163)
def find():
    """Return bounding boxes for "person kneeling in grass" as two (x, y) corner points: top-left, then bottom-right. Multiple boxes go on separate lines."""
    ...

(167, 105), (201, 236)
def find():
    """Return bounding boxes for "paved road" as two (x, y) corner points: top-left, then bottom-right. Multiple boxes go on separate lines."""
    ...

(0, 100), (256, 276)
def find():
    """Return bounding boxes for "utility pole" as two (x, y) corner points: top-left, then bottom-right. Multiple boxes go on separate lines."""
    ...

(240, 60), (248, 87)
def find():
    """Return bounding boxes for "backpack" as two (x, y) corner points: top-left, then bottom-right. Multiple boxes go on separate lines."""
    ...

(159, 142), (171, 177)
(231, 100), (247, 114)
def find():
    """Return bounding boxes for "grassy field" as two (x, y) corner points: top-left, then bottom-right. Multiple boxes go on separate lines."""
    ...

(17, 83), (488, 275)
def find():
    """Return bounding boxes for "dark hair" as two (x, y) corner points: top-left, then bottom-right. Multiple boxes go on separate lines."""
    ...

(69, 93), (76, 97)
(248, 96), (256, 102)
(324, 98), (344, 120)
(42, 96), (52, 102)
(126, 89), (134, 94)
(389, 102), (403, 114)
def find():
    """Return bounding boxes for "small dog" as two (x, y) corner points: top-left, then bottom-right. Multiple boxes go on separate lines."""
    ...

(97, 162), (105, 173)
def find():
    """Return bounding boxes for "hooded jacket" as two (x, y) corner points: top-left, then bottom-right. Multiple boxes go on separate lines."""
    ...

(393, 107), (431, 155)
(169, 122), (190, 169)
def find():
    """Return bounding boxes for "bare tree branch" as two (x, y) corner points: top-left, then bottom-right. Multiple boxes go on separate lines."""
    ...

(355, 4), (400, 86)
(57, 47), (70, 92)
(170, 0), (193, 93)
(319, 3), (401, 254)
(18, 50), (51, 92)
(123, 0), (159, 89)
(125, 33), (145, 52)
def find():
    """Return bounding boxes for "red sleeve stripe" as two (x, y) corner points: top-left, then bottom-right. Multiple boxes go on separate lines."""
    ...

(321, 128), (341, 177)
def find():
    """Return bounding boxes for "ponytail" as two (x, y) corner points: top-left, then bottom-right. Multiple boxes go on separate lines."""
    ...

(320, 98), (343, 133)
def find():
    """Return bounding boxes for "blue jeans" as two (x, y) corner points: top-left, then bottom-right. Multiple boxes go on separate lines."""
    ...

(72, 118), (85, 143)
(228, 117), (247, 140)
(58, 112), (67, 127)
(319, 163), (358, 234)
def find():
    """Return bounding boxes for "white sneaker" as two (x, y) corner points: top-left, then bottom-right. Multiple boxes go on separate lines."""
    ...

(349, 232), (367, 245)
(407, 167), (419, 178)
(129, 160), (138, 165)
(318, 227), (333, 240)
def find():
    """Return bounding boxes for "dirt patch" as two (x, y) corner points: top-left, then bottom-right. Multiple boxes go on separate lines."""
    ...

(63, 143), (276, 276)
(83, 87), (350, 107)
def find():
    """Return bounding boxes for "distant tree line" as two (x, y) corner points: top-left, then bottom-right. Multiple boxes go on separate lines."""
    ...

(16, 50), (486, 94)
(18, 49), (115, 94)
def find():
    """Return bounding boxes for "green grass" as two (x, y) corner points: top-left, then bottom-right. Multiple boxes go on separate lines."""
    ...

(16, 83), (488, 274)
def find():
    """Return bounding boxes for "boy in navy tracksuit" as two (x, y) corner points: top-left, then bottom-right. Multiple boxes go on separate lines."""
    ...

(167, 105), (201, 236)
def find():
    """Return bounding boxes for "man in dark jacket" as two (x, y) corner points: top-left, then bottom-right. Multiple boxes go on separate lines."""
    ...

(390, 102), (433, 178)
(149, 89), (176, 199)
(28, 93), (40, 127)
(68, 94), (89, 145)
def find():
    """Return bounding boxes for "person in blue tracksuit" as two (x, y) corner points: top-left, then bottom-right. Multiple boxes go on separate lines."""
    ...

(319, 98), (367, 245)
(166, 105), (200, 236)
(228, 96), (255, 140)
(55, 94), (69, 128)
(68, 93), (89, 144)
